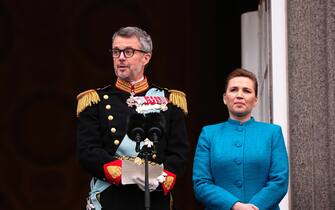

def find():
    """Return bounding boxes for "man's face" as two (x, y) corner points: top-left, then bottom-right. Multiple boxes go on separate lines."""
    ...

(112, 36), (151, 82)
(223, 76), (258, 121)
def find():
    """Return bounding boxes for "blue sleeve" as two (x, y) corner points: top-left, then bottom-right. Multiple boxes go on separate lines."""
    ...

(192, 128), (239, 210)
(249, 126), (289, 209)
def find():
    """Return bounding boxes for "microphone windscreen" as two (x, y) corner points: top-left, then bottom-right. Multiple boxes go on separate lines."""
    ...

(127, 113), (146, 141)
(145, 113), (166, 138)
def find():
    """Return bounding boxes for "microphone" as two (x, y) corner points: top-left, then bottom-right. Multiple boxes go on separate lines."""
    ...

(145, 113), (165, 144)
(130, 127), (145, 152)
(127, 113), (166, 153)
(147, 127), (161, 144)
(127, 114), (146, 152)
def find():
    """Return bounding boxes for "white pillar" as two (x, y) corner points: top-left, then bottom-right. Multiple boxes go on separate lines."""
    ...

(270, 0), (290, 210)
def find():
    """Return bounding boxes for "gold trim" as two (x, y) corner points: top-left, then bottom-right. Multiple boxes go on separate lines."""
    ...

(169, 89), (188, 115)
(76, 89), (100, 116)
(115, 77), (149, 94)
(106, 165), (121, 178)
(164, 176), (175, 190)
(117, 156), (159, 166)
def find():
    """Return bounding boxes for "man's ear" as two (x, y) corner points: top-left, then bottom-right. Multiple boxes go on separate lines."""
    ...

(143, 53), (152, 65)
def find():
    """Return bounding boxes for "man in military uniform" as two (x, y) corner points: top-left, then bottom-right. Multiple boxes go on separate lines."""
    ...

(76, 26), (189, 210)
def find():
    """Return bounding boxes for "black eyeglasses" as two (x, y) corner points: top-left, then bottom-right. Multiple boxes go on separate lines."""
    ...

(109, 47), (148, 58)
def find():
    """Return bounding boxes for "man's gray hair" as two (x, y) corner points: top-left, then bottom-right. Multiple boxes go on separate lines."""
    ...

(112, 26), (153, 53)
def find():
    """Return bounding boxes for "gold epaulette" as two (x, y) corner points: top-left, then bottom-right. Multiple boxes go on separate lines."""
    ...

(168, 89), (188, 115)
(76, 89), (100, 117)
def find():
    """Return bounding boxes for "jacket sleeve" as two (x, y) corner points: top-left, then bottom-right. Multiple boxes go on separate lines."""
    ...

(77, 103), (118, 180)
(192, 127), (240, 210)
(162, 104), (189, 182)
(248, 126), (289, 209)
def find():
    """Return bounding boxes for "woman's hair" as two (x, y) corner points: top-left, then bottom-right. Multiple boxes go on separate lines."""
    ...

(112, 26), (153, 53)
(224, 68), (258, 97)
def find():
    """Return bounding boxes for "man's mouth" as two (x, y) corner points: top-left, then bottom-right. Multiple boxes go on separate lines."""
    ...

(118, 65), (128, 70)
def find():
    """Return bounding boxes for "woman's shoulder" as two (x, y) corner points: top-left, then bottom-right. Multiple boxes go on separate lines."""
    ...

(253, 120), (282, 131)
(202, 121), (227, 132)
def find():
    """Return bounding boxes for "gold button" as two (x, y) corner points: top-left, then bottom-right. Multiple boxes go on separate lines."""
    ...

(114, 140), (120, 145)
(111, 128), (116, 133)
(103, 94), (109, 100)
(105, 105), (111, 110)
(108, 115), (114, 121)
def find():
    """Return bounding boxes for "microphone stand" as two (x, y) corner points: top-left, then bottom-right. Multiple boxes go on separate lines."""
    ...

(129, 126), (150, 209)
(143, 127), (161, 210)
(144, 147), (150, 210)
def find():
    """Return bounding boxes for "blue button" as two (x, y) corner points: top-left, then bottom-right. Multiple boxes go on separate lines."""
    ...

(234, 142), (242, 147)
(234, 180), (242, 188)
(233, 158), (242, 165)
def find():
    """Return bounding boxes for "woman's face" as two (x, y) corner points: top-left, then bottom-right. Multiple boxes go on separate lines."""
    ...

(223, 76), (258, 122)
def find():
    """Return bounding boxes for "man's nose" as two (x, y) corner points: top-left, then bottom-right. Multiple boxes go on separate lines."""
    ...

(119, 51), (126, 59)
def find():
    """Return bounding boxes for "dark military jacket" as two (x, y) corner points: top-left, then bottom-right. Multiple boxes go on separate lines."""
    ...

(76, 78), (189, 210)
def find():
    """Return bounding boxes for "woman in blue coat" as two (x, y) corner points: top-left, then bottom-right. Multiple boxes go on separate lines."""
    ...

(192, 68), (289, 210)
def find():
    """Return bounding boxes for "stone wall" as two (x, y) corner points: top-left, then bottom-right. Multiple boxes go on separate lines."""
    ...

(287, 0), (335, 209)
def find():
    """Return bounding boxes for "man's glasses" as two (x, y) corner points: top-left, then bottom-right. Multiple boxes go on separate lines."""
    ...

(109, 47), (148, 58)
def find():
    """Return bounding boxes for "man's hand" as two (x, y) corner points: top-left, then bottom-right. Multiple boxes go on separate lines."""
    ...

(134, 176), (159, 192)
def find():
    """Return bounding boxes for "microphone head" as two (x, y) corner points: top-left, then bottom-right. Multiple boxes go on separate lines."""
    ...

(145, 113), (165, 140)
(147, 126), (162, 140)
(130, 127), (145, 142)
(127, 113), (146, 141)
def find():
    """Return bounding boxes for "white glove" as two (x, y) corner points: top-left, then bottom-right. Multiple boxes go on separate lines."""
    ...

(156, 171), (167, 183)
(135, 176), (159, 192)
(86, 197), (95, 210)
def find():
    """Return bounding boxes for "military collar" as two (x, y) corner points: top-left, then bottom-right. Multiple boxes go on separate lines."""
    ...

(115, 77), (149, 94)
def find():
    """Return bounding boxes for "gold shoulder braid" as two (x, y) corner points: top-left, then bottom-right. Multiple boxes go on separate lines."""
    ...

(168, 89), (188, 115)
(76, 89), (100, 117)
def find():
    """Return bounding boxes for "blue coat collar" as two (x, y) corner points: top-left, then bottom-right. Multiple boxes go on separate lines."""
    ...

(227, 117), (255, 126)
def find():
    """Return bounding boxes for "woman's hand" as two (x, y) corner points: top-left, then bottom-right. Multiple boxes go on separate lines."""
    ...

(231, 202), (259, 210)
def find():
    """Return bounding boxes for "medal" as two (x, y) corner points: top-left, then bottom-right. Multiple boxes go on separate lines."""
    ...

(126, 92), (169, 114)
(126, 91), (136, 107)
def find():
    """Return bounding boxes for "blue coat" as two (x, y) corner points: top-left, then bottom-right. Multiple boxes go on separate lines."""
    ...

(192, 118), (289, 210)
